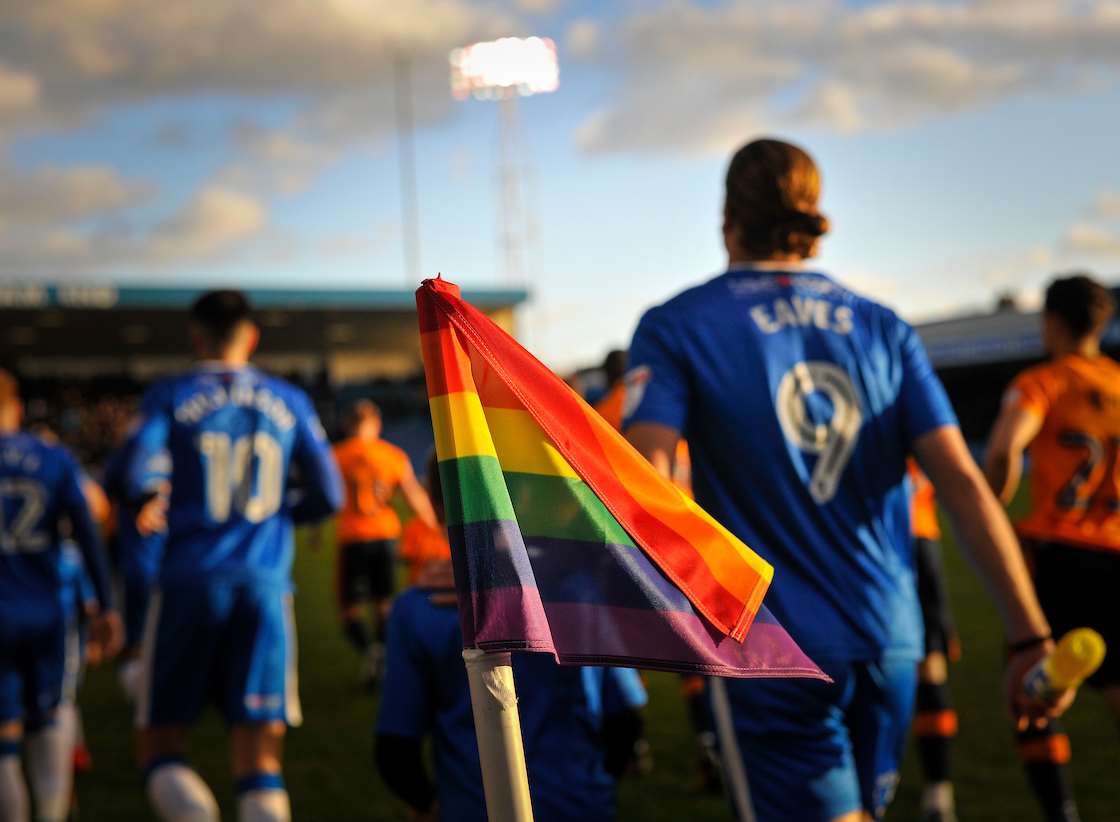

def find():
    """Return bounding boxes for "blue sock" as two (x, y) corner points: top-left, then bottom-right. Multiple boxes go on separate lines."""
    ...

(236, 771), (285, 796)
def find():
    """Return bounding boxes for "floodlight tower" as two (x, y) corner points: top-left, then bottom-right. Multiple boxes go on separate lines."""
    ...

(450, 37), (559, 285)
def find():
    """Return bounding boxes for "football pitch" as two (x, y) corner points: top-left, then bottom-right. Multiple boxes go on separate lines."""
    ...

(77, 497), (1117, 820)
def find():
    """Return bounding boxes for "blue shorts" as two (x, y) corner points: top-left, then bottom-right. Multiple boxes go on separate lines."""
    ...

(721, 657), (916, 822)
(0, 607), (80, 728)
(135, 579), (301, 729)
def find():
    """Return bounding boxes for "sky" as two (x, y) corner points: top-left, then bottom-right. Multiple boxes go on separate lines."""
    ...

(3, 0), (1120, 369)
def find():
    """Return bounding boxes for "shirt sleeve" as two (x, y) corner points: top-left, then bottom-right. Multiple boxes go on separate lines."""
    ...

(57, 450), (113, 611)
(1003, 368), (1051, 419)
(125, 383), (173, 502)
(602, 666), (648, 713)
(622, 306), (690, 433)
(288, 390), (344, 524)
(897, 318), (958, 446)
(376, 594), (434, 738)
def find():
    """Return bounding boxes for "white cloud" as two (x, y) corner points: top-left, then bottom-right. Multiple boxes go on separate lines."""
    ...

(515, 0), (561, 13)
(0, 0), (516, 270)
(222, 122), (338, 196)
(0, 164), (150, 227)
(579, 0), (1120, 153)
(0, 0), (504, 134)
(147, 187), (266, 261)
(566, 19), (602, 59)
(0, 63), (39, 114)
(1093, 191), (1120, 218)
(0, 185), (266, 275)
(1064, 222), (1120, 255)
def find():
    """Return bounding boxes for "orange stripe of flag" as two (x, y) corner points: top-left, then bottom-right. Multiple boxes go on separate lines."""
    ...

(420, 328), (473, 398)
(582, 404), (771, 606)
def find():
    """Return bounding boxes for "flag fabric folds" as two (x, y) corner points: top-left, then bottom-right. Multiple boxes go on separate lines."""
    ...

(418, 277), (823, 678)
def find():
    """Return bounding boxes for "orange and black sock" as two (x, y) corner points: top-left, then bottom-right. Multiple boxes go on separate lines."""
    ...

(1016, 722), (1080, 822)
(914, 681), (957, 785)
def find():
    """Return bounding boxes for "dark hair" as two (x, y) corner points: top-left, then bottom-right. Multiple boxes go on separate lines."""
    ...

(725, 138), (830, 259)
(189, 290), (253, 348)
(1044, 275), (1115, 339)
(346, 399), (381, 433)
(602, 349), (628, 387)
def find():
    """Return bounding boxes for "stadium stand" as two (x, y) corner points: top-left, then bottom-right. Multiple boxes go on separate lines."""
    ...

(0, 283), (527, 466)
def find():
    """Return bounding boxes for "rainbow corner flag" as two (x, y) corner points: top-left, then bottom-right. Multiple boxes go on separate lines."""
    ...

(418, 277), (823, 679)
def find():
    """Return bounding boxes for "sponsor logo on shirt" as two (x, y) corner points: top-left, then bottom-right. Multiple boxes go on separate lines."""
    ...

(726, 274), (842, 298)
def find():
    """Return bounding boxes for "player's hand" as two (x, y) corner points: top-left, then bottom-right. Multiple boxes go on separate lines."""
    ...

(410, 804), (438, 822)
(85, 638), (104, 666)
(136, 494), (168, 536)
(90, 610), (125, 662)
(1005, 638), (1073, 720)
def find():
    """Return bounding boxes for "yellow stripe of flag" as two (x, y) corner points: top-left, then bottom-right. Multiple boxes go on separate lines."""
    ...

(484, 407), (579, 478)
(429, 391), (497, 461)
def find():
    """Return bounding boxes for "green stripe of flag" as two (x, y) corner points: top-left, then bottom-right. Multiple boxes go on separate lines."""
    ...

(438, 455), (637, 547)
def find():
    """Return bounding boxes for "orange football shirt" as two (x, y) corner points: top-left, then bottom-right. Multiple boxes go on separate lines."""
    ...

(333, 437), (409, 543)
(594, 382), (627, 431)
(908, 459), (941, 540)
(1007, 354), (1120, 552)
(399, 518), (452, 585)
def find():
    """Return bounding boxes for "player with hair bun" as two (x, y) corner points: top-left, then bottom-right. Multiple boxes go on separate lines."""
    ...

(626, 137), (1060, 822)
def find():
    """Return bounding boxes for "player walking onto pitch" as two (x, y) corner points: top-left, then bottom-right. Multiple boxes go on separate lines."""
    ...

(329, 400), (437, 686)
(0, 369), (122, 822)
(985, 275), (1120, 822)
(624, 138), (1060, 822)
(128, 291), (343, 822)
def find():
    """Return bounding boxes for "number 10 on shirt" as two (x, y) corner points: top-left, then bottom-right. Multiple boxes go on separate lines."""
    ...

(198, 431), (283, 523)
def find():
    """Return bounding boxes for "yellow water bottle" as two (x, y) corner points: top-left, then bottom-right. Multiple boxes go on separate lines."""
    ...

(1022, 628), (1107, 703)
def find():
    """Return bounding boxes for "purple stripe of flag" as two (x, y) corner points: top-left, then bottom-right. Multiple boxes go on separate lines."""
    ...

(469, 588), (821, 678)
(448, 519), (823, 678)
(448, 520), (695, 612)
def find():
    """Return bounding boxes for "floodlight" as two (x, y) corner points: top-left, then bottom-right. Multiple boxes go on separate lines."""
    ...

(450, 37), (559, 101)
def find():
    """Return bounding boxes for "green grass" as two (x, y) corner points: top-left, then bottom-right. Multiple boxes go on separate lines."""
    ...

(75, 496), (1118, 820)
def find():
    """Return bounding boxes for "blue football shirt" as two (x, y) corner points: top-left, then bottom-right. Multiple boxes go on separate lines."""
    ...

(624, 267), (957, 662)
(0, 433), (112, 630)
(377, 588), (647, 822)
(128, 365), (343, 585)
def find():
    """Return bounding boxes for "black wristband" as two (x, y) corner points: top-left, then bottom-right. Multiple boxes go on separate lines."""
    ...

(1006, 634), (1052, 655)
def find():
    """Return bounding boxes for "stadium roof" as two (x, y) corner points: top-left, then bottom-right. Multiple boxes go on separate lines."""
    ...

(1, 282), (528, 380)
(915, 284), (1120, 370)
(0, 283), (527, 311)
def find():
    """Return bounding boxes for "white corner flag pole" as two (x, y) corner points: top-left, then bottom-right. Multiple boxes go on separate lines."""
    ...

(709, 676), (757, 822)
(462, 649), (535, 821)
